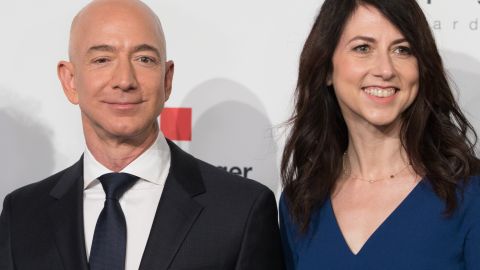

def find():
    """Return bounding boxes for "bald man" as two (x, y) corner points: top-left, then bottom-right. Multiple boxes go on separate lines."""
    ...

(0, 1), (285, 270)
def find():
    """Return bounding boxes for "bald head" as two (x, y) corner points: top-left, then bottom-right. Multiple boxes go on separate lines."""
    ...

(57, 0), (175, 156)
(68, 0), (166, 63)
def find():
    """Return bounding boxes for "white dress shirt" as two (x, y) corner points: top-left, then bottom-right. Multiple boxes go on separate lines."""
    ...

(83, 132), (171, 270)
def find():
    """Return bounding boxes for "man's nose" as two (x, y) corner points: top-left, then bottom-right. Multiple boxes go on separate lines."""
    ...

(112, 59), (138, 91)
(371, 52), (396, 80)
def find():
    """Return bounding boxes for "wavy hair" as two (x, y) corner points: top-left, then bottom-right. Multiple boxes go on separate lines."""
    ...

(281, 0), (480, 232)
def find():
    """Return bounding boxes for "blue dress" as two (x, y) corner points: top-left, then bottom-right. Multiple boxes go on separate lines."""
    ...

(280, 177), (480, 270)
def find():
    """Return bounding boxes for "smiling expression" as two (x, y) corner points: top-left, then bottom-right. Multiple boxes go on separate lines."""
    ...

(58, 1), (174, 142)
(330, 4), (419, 129)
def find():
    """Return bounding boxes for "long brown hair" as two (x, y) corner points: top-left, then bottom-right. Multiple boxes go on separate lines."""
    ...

(281, 0), (480, 232)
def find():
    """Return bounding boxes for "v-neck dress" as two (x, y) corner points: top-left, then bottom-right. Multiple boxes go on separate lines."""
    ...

(280, 177), (480, 270)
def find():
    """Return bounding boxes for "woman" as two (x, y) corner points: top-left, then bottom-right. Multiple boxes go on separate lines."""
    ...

(280, 0), (480, 269)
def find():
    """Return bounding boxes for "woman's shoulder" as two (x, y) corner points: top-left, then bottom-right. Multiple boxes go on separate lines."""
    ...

(279, 192), (295, 226)
(423, 175), (480, 198)
(279, 192), (306, 237)
(457, 175), (480, 219)
(279, 192), (328, 236)
(461, 175), (480, 196)
(279, 192), (301, 244)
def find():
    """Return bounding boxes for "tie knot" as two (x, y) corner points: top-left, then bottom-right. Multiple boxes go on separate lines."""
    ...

(98, 173), (139, 200)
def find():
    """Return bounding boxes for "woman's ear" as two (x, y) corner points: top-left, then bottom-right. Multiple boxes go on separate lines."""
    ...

(326, 73), (333, 86)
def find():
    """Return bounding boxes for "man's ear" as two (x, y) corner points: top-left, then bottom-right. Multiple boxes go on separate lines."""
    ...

(57, 61), (79, 104)
(164, 60), (174, 101)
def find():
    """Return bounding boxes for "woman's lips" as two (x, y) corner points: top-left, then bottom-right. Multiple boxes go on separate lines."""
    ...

(362, 87), (397, 98)
(362, 86), (399, 104)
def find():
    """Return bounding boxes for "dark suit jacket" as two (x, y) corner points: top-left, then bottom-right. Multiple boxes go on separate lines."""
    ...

(0, 140), (285, 269)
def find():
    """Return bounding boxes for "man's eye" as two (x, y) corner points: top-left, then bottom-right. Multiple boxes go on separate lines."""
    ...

(137, 56), (157, 64)
(92, 58), (109, 64)
(353, 44), (370, 53)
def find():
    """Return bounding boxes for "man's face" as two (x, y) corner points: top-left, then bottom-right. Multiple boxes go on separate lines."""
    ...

(58, 3), (173, 142)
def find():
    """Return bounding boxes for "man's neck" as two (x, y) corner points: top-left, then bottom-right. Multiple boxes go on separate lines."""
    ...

(85, 128), (159, 172)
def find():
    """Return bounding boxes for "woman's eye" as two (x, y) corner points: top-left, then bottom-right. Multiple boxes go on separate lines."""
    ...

(353, 44), (370, 53)
(394, 46), (412, 56)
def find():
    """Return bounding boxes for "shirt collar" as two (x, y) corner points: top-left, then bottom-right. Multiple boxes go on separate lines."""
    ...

(83, 131), (171, 189)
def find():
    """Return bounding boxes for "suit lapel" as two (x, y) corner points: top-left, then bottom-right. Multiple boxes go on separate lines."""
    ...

(139, 140), (205, 270)
(48, 158), (89, 270)
(45, 141), (205, 270)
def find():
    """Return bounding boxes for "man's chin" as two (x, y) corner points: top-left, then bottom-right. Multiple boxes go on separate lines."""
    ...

(91, 124), (158, 144)
(109, 127), (157, 141)
(82, 115), (159, 143)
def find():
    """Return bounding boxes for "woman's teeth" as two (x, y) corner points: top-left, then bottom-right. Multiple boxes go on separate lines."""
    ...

(363, 87), (396, 98)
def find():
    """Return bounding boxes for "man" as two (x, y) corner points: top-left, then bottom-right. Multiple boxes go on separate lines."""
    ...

(0, 0), (285, 269)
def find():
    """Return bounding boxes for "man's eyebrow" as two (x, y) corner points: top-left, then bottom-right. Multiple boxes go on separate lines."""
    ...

(86, 44), (116, 54)
(85, 44), (162, 59)
(133, 44), (161, 59)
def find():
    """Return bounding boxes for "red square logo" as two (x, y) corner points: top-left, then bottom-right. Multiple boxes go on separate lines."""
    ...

(160, 107), (192, 141)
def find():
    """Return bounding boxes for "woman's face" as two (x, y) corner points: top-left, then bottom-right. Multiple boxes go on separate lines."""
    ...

(330, 4), (419, 129)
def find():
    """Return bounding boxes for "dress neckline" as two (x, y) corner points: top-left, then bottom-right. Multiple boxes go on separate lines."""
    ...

(327, 179), (425, 256)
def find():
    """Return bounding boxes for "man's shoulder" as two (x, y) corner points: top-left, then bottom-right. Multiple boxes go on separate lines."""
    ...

(195, 158), (269, 195)
(186, 155), (278, 226)
(190, 156), (276, 211)
(168, 140), (272, 199)
(6, 164), (75, 203)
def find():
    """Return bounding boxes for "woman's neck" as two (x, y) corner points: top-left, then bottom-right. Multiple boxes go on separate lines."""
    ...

(344, 119), (409, 181)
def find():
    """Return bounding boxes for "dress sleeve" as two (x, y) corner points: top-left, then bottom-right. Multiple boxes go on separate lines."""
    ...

(279, 194), (298, 270)
(464, 178), (480, 270)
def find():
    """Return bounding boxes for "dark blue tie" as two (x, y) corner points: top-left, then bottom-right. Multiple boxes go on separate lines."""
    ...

(89, 173), (139, 270)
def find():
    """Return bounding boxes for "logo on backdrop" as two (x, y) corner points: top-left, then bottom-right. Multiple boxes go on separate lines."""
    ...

(424, 1), (479, 31)
(160, 107), (254, 178)
(426, 0), (480, 4)
(217, 165), (253, 178)
(160, 107), (192, 141)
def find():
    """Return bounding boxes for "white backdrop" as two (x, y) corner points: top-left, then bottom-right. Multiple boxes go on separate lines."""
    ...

(1, 0), (480, 208)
